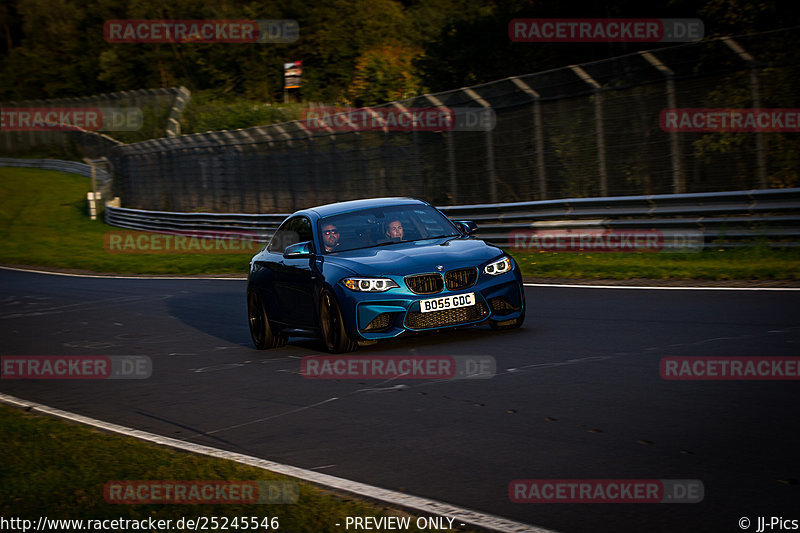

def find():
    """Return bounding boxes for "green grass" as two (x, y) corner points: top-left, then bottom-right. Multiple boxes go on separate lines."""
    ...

(181, 92), (308, 134)
(0, 167), (254, 275)
(509, 248), (800, 281)
(1, 166), (799, 279)
(0, 404), (469, 531)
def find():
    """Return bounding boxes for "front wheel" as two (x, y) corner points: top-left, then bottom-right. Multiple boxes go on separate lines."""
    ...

(319, 289), (358, 353)
(248, 290), (286, 349)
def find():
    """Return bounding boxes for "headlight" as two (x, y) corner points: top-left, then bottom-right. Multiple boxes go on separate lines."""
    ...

(341, 277), (399, 292)
(484, 257), (513, 276)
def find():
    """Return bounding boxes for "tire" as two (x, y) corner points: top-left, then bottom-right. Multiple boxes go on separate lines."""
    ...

(319, 289), (359, 353)
(247, 289), (287, 349)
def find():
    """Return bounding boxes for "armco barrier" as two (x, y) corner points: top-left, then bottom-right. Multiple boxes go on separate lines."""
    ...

(2, 158), (797, 248)
(103, 188), (800, 248)
(104, 205), (285, 242)
(0, 157), (110, 181)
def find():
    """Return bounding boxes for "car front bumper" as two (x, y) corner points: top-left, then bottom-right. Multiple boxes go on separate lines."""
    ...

(335, 270), (525, 341)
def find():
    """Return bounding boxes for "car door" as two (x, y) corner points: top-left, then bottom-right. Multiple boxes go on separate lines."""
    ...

(267, 216), (317, 327)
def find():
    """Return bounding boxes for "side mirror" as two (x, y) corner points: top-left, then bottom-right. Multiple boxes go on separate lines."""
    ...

(455, 220), (478, 235)
(283, 241), (312, 258)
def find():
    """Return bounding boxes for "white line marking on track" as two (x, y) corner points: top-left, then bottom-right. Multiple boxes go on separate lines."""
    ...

(524, 282), (800, 291)
(5, 265), (798, 290)
(0, 265), (245, 280)
(199, 397), (341, 436)
(0, 393), (558, 533)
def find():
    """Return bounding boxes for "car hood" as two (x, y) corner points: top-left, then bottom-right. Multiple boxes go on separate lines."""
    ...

(322, 237), (504, 277)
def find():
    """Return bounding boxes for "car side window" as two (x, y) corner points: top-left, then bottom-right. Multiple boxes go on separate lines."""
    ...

(268, 216), (312, 253)
(292, 216), (313, 245)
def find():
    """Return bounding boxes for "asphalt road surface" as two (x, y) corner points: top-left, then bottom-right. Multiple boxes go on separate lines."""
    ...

(1, 267), (798, 533)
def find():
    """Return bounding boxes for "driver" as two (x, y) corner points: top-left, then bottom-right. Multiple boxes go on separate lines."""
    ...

(384, 219), (404, 240)
(322, 223), (340, 252)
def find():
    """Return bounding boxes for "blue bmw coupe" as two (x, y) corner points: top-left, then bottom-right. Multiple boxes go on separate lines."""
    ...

(246, 197), (525, 352)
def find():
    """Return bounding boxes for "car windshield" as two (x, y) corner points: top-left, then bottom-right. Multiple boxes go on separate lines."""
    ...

(318, 204), (461, 253)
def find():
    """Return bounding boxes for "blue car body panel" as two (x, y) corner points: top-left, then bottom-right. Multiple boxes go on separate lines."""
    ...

(247, 197), (525, 344)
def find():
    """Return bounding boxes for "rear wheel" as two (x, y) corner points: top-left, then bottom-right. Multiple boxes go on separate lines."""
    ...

(248, 290), (286, 349)
(319, 289), (358, 353)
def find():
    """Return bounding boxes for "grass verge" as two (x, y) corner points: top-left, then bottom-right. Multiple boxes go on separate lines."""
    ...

(1, 166), (799, 279)
(0, 167), (253, 275)
(509, 247), (800, 281)
(0, 404), (472, 532)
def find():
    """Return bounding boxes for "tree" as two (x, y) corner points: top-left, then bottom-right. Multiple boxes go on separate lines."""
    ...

(345, 44), (423, 106)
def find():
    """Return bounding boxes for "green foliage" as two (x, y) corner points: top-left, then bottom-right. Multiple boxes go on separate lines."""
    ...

(691, 65), (800, 189)
(180, 91), (306, 134)
(0, 405), (473, 532)
(2, 0), (799, 103)
(345, 44), (425, 106)
(1, 167), (799, 280)
(0, 167), (253, 274)
(510, 248), (800, 281)
(547, 97), (598, 198)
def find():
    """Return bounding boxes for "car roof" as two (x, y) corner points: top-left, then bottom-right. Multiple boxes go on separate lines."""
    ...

(298, 197), (429, 218)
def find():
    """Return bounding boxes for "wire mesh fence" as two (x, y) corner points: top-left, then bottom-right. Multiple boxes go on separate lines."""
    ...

(0, 87), (188, 158)
(4, 29), (798, 213)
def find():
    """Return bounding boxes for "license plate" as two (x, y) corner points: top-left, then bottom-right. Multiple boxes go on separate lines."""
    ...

(419, 292), (475, 313)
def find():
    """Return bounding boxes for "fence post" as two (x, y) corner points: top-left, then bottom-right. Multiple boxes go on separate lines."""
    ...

(462, 87), (497, 204)
(293, 120), (318, 208)
(424, 94), (457, 204)
(392, 101), (422, 198)
(640, 51), (685, 194)
(254, 126), (276, 211)
(83, 157), (98, 219)
(723, 37), (767, 189)
(166, 87), (191, 137)
(510, 77), (547, 200)
(272, 124), (296, 210)
(570, 65), (608, 197)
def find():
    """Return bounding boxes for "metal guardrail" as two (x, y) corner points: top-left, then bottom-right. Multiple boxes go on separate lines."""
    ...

(0, 157), (111, 182)
(104, 205), (286, 242)
(103, 188), (800, 248)
(1, 158), (115, 221)
(439, 188), (800, 247)
(3, 158), (797, 247)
